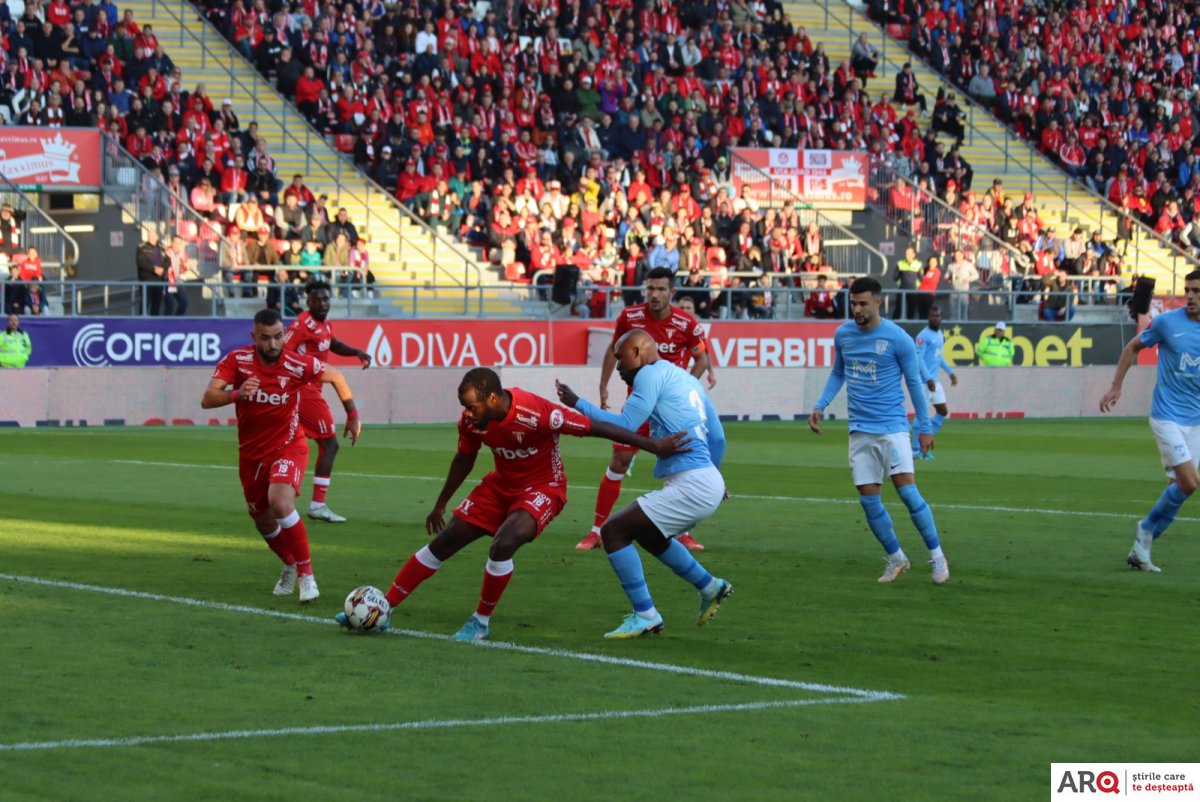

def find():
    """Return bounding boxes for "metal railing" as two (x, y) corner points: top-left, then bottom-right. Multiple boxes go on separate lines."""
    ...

(803, 0), (1200, 291)
(147, 0), (483, 289)
(3, 275), (1129, 322)
(728, 150), (888, 278)
(867, 159), (1027, 282)
(100, 131), (232, 280)
(0, 173), (79, 278)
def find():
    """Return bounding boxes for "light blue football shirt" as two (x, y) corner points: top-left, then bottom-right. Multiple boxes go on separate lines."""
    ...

(914, 325), (955, 383)
(815, 317), (932, 434)
(1139, 308), (1200, 425)
(575, 359), (725, 477)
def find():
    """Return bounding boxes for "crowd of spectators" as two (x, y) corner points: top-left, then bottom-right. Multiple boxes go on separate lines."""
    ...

(870, 0), (1200, 260)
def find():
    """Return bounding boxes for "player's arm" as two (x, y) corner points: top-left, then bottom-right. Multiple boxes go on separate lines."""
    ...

(563, 375), (655, 431)
(598, 340), (618, 410)
(914, 337), (933, 383)
(319, 365), (361, 444)
(690, 344), (716, 388)
(587, 419), (691, 457)
(702, 390), (726, 469)
(1100, 334), (1148, 412)
(201, 375), (251, 408)
(899, 339), (934, 454)
(425, 448), (478, 534)
(940, 355), (957, 386)
(330, 337), (371, 368)
(810, 335), (846, 434)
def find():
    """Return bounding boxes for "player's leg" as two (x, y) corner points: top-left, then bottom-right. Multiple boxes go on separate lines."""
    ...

(892, 458), (948, 584)
(303, 396), (346, 522)
(626, 465), (731, 626)
(577, 444), (636, 549)
(1134, 421), (1200, 571)
(453, 496), (550, 642)
(242, 456), (298, 595)
(851, 433), (909, 582)
(926, 381), (949, 460)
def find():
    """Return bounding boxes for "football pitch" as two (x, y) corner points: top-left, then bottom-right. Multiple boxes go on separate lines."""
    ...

(0, 419), (1196, 801)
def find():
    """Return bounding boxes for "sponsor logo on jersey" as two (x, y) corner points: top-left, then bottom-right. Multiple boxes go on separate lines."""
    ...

(657, 341), (680, 354)
(1179, 353), (1200, 373)
(492, 445), (540, 460)
(246, 388), (292, 405)
(626, 307), (646, 320)
(670, 315), (689, 331)
(515, 410), (540, 429)
(235, 352), (254, 362)
(850, 360), (877, 381)
(549, 409), (564, 430)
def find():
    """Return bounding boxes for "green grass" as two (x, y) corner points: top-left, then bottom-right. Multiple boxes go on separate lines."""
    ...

(0, 420), (1197, 802)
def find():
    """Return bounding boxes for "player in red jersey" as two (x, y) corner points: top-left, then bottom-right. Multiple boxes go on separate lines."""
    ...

(336, 367), (687, 640)
(282, 280), (371, 523)
(575, 266), (718, 552)
(203, 309), (363, 604)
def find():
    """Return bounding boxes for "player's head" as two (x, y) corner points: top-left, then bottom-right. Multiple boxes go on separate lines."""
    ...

(252, 308), (285, 363)
(614, 329), (659, 385)
(457, 367), (507, 427)
(927, 304), (942, 330)
(1185, 269), (1200, 318)
(305, 279), (332, 320)
(676, 295), (696, 315)
(848, 276), (882, 328)
(644, 266), (675, 315)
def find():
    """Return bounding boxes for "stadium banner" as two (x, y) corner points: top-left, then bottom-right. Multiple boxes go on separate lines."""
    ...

(0, 128), (102, 191)
(327, 320), (843, 369)
(21, 318), (251, 367)
(899, 323), (1129, 366)
(0, 366), (1157, 428)
(730, 148), (867, 210)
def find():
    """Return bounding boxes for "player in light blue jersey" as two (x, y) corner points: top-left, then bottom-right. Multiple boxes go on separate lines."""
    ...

(557, 329), (733, 638)
(911, 306), (958, 459)
(810, 277), (950, 584)
(1100, 270), (1200, 572)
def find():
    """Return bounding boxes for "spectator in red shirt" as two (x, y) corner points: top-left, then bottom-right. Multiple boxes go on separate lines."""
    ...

(805, 274), (837, 318)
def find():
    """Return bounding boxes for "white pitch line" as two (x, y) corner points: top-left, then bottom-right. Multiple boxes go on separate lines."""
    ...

(0, 573), (903, 701)
(95, 458), (1197, 523)
(0, 697), (872, 753)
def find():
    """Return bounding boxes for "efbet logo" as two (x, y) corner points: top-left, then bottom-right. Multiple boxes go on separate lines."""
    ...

(1056, 770), (1120, 794)
(492, 446), (539, 460)
(244, 389), (290, 405)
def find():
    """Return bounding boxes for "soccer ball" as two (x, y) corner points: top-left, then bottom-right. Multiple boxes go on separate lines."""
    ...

(343, 586), (390, 633)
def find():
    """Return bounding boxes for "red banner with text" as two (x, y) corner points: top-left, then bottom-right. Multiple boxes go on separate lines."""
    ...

(731, 148), (867, 210)
(0, 127), (102, 190)
(327, 320), (842, 369)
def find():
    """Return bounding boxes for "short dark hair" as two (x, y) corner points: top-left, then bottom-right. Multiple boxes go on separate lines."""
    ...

(305, 279), (332, 296)
(253, 308), (282, 328)
(458, 367), (503, 400)
(849, 276), (882, 296)
(646, 266), (676, 283)
(1187, 269), (1200, 283)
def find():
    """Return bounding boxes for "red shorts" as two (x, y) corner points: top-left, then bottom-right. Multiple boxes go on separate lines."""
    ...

(452, 475), (566, 536)
(299, 390), (336, 440)
(239, 442), (309, 516)
(612, 421), (651, 453)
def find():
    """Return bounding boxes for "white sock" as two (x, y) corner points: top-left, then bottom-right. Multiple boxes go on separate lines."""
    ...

(472, 612), (490, 625)
(636, 607), (659, 621)
(590, 525), (602, 535)
(699, 578), (718, 597)
(889, 549), (909, 564)
(929, 546), (944, 561)
(414, 545), (444, 570)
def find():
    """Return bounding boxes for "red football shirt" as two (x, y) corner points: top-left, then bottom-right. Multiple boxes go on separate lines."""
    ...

(212, 345), (325, 461)
(456, 387), (591, 493)
(612, 303), (706, 369)
(283, 311), (334, 398)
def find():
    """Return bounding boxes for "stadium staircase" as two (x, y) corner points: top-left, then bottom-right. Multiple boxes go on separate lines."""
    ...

(785, 0), (1199, 292)
(122, 0), (523, 316)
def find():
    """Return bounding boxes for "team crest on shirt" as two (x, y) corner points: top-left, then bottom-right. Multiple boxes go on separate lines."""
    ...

(513, 431), (524, 444)
(875, 339), (889, 355)
(279, 377), (288, 388)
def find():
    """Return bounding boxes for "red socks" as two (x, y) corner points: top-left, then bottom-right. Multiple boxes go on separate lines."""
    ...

(475, 559), (514, 620)
(593, 469), (625, 529)
(312, 475), (330, 505)
(386, 547), (442, 607)
(262, 526), (293, 565)
(278, 511), (312, 575)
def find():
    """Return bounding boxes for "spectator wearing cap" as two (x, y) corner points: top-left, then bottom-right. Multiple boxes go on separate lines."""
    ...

(977, 322), (1015, 366)
(372, 145), (400, 191)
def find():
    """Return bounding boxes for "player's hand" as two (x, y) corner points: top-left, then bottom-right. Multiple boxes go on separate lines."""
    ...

(598, 384), (610, 410)
(239, 376), (261, 399)
(356, 350), (371, 369)
(722, 489), (730, 502)
(1099, 387), (1121, 413)
(919, 433), (934, 458)
(950, 374), (958, 388)
(555, 380), (579, 407)
(706, 370), (717, 389)
(343, 415), (361, 445)
(808, 408), (823, 435)
(650, 430), (692, 457)
(926, 379), (936, 391)
(425, 504), (446, 535)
